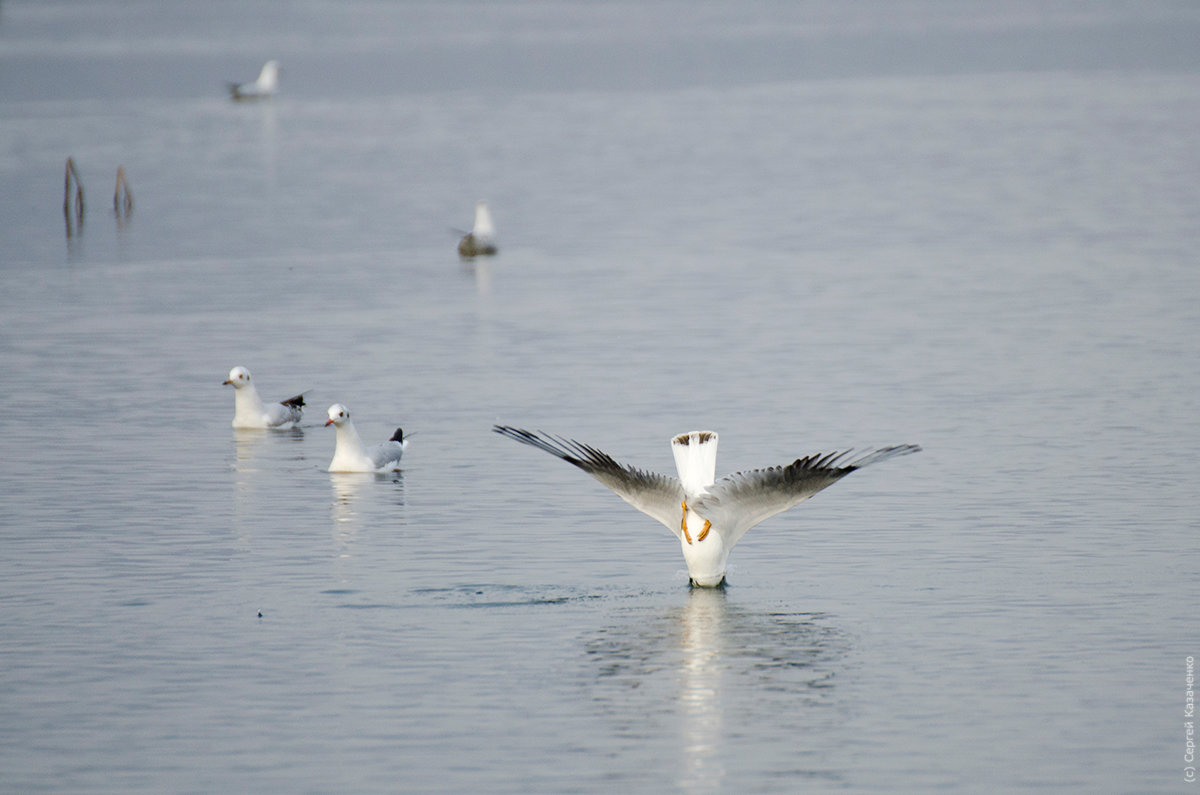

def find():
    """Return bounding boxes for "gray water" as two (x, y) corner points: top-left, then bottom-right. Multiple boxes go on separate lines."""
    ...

(2, 2), (1199, 792)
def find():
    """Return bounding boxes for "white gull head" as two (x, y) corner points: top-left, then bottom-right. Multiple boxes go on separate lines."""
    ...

(223, 365), (252, 389)
(325, 403), (351, 428)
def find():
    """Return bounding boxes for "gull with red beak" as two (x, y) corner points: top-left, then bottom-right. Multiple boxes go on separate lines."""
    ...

(325, 404), (407, 473)
(493, 426), (920, 587)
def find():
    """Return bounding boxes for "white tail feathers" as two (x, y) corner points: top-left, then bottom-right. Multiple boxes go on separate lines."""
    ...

(472, 202), (495, 240)
(258, 60), (280, 91)
(671, 431), (719, 494)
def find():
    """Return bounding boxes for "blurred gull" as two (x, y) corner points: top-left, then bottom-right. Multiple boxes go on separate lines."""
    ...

(458, 201), (497, 257)
(229, 60), (280, 100)
(223, 366), (305, 429)
(493, 427), (920, 587)
(325, 404), (407, 473)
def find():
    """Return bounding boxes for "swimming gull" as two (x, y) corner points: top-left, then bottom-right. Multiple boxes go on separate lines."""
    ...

(223, 366), (305, 429)
(229, 60), (279, 100)
(493, 426), (920, 587)
(325, 404), (407, 473)
(458, 201), (497, 257)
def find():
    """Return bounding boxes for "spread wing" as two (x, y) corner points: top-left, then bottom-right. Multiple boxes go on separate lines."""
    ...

(493, 426), (686, 537)
(692, 445), (921, 549)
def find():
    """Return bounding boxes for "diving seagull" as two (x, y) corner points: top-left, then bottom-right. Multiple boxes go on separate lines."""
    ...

(229, 60), (280, 100)
(325, 404), (407, 473)
(493, 426), (920, 587)
(223, 366), (305, 429)
(457, 201), (497, 257)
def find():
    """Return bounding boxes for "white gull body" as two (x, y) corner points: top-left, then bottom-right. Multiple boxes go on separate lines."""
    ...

(223, 366), (304, 429)
(229, 60), (279, 100)
(493, 426), (920, 587)
(325, 404), (407, 473)
(458, 201), (497, 257)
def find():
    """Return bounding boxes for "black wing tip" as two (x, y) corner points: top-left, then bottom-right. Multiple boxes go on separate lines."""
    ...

(493, 425), (558, 443)
(869, 443), (922, 457)
(390, 428), (404, 443)
(845, 443), (922, 470)
(493, 424), (560, 450)
(493, 425), (542, 445)
(786, 449), (852, 471)
(492, 425), (618, 472)
(281, 393), (305, 409)
(492, 424), (526, 435)
(785, 444), (921, 473)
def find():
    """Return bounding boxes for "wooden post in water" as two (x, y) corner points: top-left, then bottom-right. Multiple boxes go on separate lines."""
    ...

(63, 157), (84, 236)
(113, 166), (133, 215)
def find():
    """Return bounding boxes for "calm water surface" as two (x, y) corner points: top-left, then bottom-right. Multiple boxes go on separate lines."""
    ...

(1, 2), (1198, 792)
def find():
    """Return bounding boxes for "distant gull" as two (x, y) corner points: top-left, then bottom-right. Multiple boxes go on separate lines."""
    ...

(458, 201), (498, 257)
(223, 366), (305, 429)
(325, 404), (407, 473)
(493, 426), (921, 587)
(228, 60), (280, 100)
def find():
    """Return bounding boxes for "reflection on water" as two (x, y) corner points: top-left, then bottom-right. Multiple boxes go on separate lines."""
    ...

(229, 426), (308, 549)
(678, 588), (726, 794)
(329, 471), (405, 543)
(460, 257), (492, 295)
(231, 426), (306, 469)
(330, 472), (373, 559)
(231, 427), (267, 468)
(257, 101), (278, 187)
(330, 471), (372, 525)
(586, 591), (849, 793)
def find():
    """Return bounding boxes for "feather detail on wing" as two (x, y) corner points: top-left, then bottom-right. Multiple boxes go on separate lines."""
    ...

(493, 426), (686, 536)
(262, 392), (305, 426)
(691, 445), (921, 549)
(368, 441), (405, 470)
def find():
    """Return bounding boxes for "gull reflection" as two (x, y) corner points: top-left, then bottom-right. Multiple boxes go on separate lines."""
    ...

(330, 472), (371, 526)
(231, 425), (304, 470)
(229, 429), (267, 550)
(230, 426), (303, 550)
(460, 257), (492, 295)
(329, 471), (406, 547)
(231, 427), (266, 469)
(586, 592), (848, 792)
(678, 587), (728, 794)
(259, 101), (278, 189)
